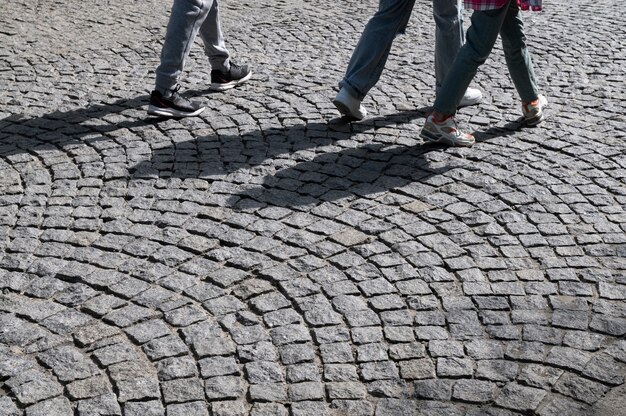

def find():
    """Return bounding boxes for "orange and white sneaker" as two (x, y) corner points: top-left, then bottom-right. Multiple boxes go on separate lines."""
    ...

(420, 114), (475, 147)
(522, 94), (548, 126)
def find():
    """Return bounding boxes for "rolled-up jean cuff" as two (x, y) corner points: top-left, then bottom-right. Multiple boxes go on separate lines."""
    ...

(338, 80), (365, 102)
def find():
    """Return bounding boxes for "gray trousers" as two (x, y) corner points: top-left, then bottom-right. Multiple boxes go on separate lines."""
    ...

(155, 0), (231, 95)
(339, 0), (464, 100)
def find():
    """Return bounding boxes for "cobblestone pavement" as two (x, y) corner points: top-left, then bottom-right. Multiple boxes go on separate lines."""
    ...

(1, 0), (626, 415)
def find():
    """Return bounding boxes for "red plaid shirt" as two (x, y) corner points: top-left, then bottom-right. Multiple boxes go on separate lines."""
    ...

(464, 0), (507, 10)
(464, 0), (542, 11)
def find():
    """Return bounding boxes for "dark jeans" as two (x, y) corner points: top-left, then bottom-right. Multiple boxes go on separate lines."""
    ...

(433, 0), (539, 114)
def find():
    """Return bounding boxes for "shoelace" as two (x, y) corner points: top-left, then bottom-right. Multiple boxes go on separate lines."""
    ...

(163, 85), (182, 100)
(227, 62), (247, 76)
(168, 85), (195, 106)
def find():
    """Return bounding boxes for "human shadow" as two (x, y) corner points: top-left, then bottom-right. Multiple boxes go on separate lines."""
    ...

(125, 105), (472, 208)
(128, 107), (433, 180)
(0, 91), (428, 165)
(0, 90), (528, 210)
(224, 139), (456, 209)
(473, 119), (525, 142)
(128, 107), (536, 208)
(0, 95), (155, 155)
(225, 117), (530, 209)
(0, 91), (215, 157)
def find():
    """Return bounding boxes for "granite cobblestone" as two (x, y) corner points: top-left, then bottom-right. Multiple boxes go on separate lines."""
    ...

(1, 0), (626, 413)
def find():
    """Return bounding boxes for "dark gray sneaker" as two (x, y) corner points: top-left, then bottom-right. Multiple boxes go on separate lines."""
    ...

(147, 88), (205, 118)
(209, 62), (252, 91)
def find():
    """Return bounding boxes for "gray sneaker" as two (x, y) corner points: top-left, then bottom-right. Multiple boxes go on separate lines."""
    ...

(210, 62), (252, 91)
(522, 94), (548, 126)
(420, 114), (475, 147)
(147, 87), (205, 118)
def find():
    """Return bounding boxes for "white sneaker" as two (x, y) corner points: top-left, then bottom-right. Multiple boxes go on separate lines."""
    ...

(332, 88), (367, 120)
(420, 114), (475, 147)
(458, 87), (483, 108)
(522, 94), (548, 126)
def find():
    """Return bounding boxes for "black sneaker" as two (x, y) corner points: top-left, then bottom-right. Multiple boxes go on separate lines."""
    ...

(147, 87), (205, 118)
(209, 62), (252, 91)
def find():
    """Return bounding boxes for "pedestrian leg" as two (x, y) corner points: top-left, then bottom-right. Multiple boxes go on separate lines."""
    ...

(155, 0), (212, 94)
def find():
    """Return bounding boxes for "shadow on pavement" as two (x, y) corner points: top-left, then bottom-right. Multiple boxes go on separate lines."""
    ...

(473, 119), (525, 142)
(224, 140), (454, 209)
(128, 106), (434, 177)
(128, 105), (459, 208)
(0, 94), (525, 209)
(0, 95), (165, 157)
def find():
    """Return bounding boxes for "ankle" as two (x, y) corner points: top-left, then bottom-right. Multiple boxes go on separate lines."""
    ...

(157, 86), (178, 98)
(431, 111), (453, 124)
(523, 97), (539, 106)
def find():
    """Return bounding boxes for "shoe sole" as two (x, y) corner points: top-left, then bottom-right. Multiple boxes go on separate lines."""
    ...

(209, 72), (253, 91)
(420, 129), (474, 148)
(147, 105), (205, 118)
(332, 99), (364, 120)
(524, 111), (544, 126)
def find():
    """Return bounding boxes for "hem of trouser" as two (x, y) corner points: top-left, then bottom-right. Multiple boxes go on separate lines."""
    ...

(520, 94), (539, 103)
(338, 80), (366, 102)
(515, 79), (539, 103)
(155, 82), (177, 97)
(521, 95), (540, 105)
(209, 59), (230, 73)
(432, 105), (456, 117)
(154, 0), (206, 98)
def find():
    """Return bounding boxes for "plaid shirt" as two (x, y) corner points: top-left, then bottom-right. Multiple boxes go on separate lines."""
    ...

(464, 0), (507, 10)
(464, 0), (542, 11)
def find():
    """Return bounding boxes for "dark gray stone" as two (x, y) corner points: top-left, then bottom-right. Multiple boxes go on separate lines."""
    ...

(166, 402), (209, 416)
(320, 342), (354, 364)
(414, 379), (453, 400)
(245, 361), (284, 384)
(249, 384), (288, 401)
(115, 378), (161, 402)
(25, 397), (72, 416)
(157, 356), (199, 380)
(554, 373), (611, 404)
(330, 400), (374, 416)
(77, 393), (122, 416)
(205, 376), (244, 400)
(495, 383), (547, 412)
(66, 376), (112, 399)
(289, 382), (325, 401)
(436, 357), (473, 377)
(452, 379), (497, 403)
(374, 399), (416, 416)
(124, 401), (165, 416)
(37, 345), (100, 382)
(518, 364), (564, 389)
(360, 361), (399, 381)
(250, 403), (289, 416)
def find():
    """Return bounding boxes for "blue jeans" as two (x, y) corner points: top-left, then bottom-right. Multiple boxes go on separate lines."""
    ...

(433, 0), (464, 92)
(339, 0), (463, 100)
(155, 0), (230, 95)
(433, 0), (538, 114)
